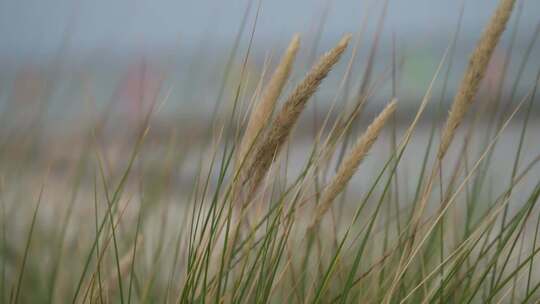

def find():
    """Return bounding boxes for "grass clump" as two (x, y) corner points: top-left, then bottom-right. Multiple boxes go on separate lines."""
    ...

(2, 0), (540, 303)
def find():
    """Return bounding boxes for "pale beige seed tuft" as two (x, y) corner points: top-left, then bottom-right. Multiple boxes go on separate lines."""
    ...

(438, 0), (516, 159)
(312, 99), (397, 227)
(238, 35), (301, 164)
(245, 34), (352, 200)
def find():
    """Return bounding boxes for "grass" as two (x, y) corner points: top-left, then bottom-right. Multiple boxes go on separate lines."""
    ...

(1, 0), (540, 302)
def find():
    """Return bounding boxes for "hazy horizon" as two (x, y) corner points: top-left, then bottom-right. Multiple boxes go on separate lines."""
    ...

(2, 0), (539, 61)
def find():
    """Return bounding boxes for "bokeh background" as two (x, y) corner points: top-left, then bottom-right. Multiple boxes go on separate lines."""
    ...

(1, 1), (540, 302)
(1, 0), (539, 120)
(1, 0), (539, 199)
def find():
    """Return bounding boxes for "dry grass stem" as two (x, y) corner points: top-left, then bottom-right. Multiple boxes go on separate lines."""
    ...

(237, 35), (301, 165)
(244, 34), (352, 201)
(101, 237), (143, 297)
(312, 99), (397, 227)
(437, 0), (516, 159)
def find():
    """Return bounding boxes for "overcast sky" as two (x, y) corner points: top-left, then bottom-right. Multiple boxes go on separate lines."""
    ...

(1, 0), (539, 60)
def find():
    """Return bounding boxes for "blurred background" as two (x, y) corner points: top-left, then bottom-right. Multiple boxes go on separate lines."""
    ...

(0, 0), (539, 194)
(1, 0), (539, 121)
(2, 1), (540, 302)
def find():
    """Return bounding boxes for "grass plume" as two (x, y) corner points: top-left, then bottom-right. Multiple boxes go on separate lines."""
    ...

(312, 99), (397, 227)
(244, 34), (352, 201)
(237, 34), (301, 165)
(438, 0), (517, 159)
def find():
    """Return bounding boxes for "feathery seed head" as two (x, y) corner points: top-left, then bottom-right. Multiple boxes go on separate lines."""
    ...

(312, 99), (397, 227)
(244, 34), (352, 203)
(238, 34), (301, 165)
(438, 0), (516, 159)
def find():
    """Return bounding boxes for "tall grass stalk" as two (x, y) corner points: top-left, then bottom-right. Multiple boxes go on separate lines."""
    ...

(4, 0), (540, 302)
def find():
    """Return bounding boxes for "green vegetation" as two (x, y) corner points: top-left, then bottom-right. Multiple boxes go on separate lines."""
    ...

(1, 0), (540, 302)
